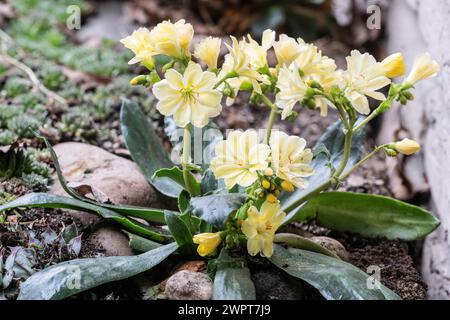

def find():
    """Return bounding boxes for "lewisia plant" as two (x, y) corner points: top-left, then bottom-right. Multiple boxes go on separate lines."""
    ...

(0, 20), (440, 300)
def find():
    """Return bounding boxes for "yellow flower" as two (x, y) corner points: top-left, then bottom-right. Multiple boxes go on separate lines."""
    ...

(380, 53), (405, 78)
(150, 19), (194, 58)
(222, 36), (270, 94)
(120, 27), (155, 66)
(153, 62), (222, 128)
(210, 130), (271, 189)
(239, 29), (275, 69)
(273, 34), (302, 67)
(405, 53), (439, 85)
(295, 40), (336, 77)
(194, 36), (222, 70)
(275, 63), (308, 120)
(393, 138), (421, 155)
(193, 233), (221, 257)
(241, 200), (286, 257)
(343, 50), (391, 115)
(269, 131), (314, 189)
(281, 180), (295, 192)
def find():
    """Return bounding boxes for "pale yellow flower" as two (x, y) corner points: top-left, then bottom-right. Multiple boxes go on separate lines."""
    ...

(380, 53), (405, 78)
(295, 40), (337, 77)
(343, 50), (391, 115)
(269, 131), (314, 189)
(308, 70), (343, 117)
(239, 29), (275, 69)
(275, 64), (308, 120)
(210, 130), (271, 189)
(393, 138), (421, 155)
(222, 36), (270, 94)
(150, 19), (194, 58)
(153, 62), (222, 128)
(405, 53), (439, 85)
(194, 36), (221, 70)
(273, 34), (302, 67)
(120, 27), (155, 66)
(241, 200), (286, 257)
(193, 233), (221, 256)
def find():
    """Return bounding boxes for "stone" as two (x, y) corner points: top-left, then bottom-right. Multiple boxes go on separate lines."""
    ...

(383, 0), (450, 299)
(87, 224), (134, 256)
(49, 142), (160, 228)
(164, 270), (213, 300)
(311, 236), (349, 261)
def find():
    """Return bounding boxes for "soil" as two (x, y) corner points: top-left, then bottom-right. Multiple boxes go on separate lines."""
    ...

(0, 0), (429, 301)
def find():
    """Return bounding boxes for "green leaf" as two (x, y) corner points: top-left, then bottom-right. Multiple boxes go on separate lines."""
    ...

(297, 192), (440, 240)
(281, 119), (365, 221)
(104, 205), (166, 224)
(152, 166), (200, 198)
(178, 190), (190, 214)
(274, 233), (340, 259)
(190, 194), (247, 229)
(38, 134), (167, 224)
(213, 249), (256, 300)
(0, 193), (171, 242)
(120, 99), (175, 197)
(200, 169), (226, 195)
(17, 243), (178, 300)
(269, 244), (401, 300)
(123, 231), (162, 252)
(164, 210), (193, 248)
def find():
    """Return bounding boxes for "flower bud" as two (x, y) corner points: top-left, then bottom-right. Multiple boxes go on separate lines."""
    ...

(304, 98), (316, 110)
(193, 36), (221, 70)
(130, 75), (148, 86)
(381, 53), (405, 78)
(393, 139), (421, 155)
(263, 168), (274, 176)
(309, 80), (323, 89)
(266, 193), (277, 203)
(281, 180), (295, 193)
(193, 232), (222, 257)
(405, 53), (439, 85)
(262, 180), (271, 190)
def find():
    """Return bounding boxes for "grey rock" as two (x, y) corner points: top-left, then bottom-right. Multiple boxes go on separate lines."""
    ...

(382, 0), (450, 299)
(49, 142), (160, 228)
(87, 224), (134, 257)
(311, 236), (349, 261)
(165, 270), (213, 300)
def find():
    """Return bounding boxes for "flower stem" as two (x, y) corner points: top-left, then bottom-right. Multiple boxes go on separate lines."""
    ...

(213, 71), (238, 90)
(339, 145), (384, 181)
(284, 127), (354, 215)
(260, 94), (278, 144)
(333, 129), (353, 177)
(182, 124), (199, 197)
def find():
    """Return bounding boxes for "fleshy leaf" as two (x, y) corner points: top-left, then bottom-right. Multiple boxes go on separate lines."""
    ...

(213, 249), (256, 300)
(190, 194), (247, 228)
(281, 119), (365, 222)
(17, 243), (178, 300)
(296, 192), (440, 240)
(269, 244), (401, 300)
(0, 193), (171, 242)
(120, 99), (176, 197)
(152, 166), (200, 198)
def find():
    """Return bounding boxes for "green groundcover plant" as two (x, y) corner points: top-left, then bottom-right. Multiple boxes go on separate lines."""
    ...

(0, 20), (441, 300)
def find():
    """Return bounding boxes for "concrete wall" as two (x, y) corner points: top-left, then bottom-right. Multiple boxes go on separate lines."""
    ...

(385, 0), (450, 299)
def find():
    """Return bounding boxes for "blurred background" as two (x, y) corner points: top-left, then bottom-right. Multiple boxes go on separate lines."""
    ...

(1, 0), (449, 299)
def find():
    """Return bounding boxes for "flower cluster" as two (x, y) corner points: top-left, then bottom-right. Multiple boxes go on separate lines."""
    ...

(121, 20), (439, 258)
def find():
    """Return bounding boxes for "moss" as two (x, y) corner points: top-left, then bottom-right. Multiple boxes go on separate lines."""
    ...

(3, 77), (30, 98)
